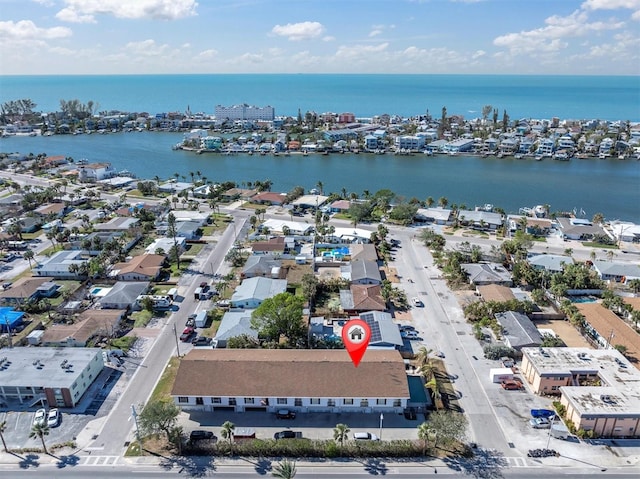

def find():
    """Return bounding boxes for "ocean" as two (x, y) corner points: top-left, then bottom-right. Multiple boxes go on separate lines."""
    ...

(0, 74), (639, 222)
(1, 74), (639, 120)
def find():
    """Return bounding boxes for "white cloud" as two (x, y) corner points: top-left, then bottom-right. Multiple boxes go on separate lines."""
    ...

(196, 49), (218, 60)
(0, 20), (72, 41)
(472, 50), (486, 59)
(124, 39), (172, 57)
(56, 7), (96, 24)
(322, 36), (335, 42)
(55, 0), (198, 23)
(582, 0), (640, 10)
(335, 42), (389, 60)
(369, 29), (382, 37)
(493, 10), (623, 54)
(271, 21), (325, 41)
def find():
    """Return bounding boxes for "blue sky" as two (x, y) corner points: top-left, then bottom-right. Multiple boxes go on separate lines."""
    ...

(1, 0), (639, 75)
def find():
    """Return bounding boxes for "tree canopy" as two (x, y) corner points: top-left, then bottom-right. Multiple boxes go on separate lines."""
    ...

(251, 293), (306, 346)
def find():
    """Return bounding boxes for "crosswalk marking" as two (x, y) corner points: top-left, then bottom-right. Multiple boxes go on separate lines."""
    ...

(506, 457), (528, 467)
(81, 455), (119, 466)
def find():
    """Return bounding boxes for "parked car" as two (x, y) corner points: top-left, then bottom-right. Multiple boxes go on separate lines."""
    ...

(276, 409), (296, 419)
(273, 430), (302, 440)
(501, 379), (523, 390)
(530, 417), (551, 429)
(530, 409), (555, 419)
(353, 432), (379, 441)
(192, 336), (212, 346)
(47, 408), (60, 427)
(33, 408), (46, 426)
(199, 281), (209, 289)
(189, 430), (216, 441)
(401, 331), (420, 340)
(399, 325), (415, 332)
(180, 327), (195, 342)
(411, 297), (423, 307)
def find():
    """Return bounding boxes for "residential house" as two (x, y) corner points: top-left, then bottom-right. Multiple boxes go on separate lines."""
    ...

(414, 207), (452, 225)
(291, 195), (329, 210)
(495, 311), (542, 350)
(251, 237), (287, 256)
(0, 307), (25, 333)
(252, 192), (287, 206)
(145, 237), (186, 255)
(461, 263), (512, 287)
(329, 227), (372, 244)
(340, 284), (386, 313)
(0, 277), (58, 305)
(0, 347), (105, 408)
(358, 311), (403, 349)
(328, 199), (351, 213)
(457, 210), (504, 230)
(34, 202), (67, 219)
(230, 277), (287, 309)
(528, 254), (573, 274)
(220, 187), (257, 202)
(93, 217), (140, 232)
(342, 259), (382, 285)
(33, 250), (86, 279)
(171, 349), (410, 414)
(110, 254), (165, 281)
(556, 217), (605, 241)
(97, 281), (149, 310)
(241, 255), (282, 279)
(173, 220), (201, 240)
(260, 219), (313, 236)
(591, 260), (640, 285)
(476, 284), (516, 303)
(350, 243), (378, 262)
(213, 310), (258, 348)
(77, 162), (116, 182)
(41, 309), (125, 347)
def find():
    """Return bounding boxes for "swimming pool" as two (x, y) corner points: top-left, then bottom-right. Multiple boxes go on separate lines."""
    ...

(569, 296), (597, 303)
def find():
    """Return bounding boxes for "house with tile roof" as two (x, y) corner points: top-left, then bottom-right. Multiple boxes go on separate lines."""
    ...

(340, 284), (386, 313)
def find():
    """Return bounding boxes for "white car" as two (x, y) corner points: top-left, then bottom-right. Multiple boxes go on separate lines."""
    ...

(412, 297), (423, 307)
(47, 408), (60, 427)
(33, 408), (46, 426)
(529, 417), (551, 429)
(354, 432), (380, 441)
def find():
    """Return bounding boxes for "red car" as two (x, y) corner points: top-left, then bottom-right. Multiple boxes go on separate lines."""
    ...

(180, 327), (195, 342)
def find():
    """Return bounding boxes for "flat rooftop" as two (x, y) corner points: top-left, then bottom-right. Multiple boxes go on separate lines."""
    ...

(0, 347), (102, 388)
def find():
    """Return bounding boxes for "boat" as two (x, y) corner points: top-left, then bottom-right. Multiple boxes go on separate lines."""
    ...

(534, 155), (543, 161)
(553, 152), (569, 161)
(514, 153), (524, 160)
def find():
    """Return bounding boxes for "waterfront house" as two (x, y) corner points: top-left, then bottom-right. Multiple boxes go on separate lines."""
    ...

(171, 349), (410, 414)
(536, 139), (555, 156)
(328, 199), (351, 213)
(230, 277), (287, 309)
(329, 227), (372, 244)
(33, 250), (86, 279)
(556, 217), (605, 241)
(252, 192), (287, 206)
(445, 138), (474, 154)
(110, 254), (165, 281)
(220, 187), (257, 202)
(260, 219), (313, 236)
(395, 135), (425, 151)
(610, 222), (640, 244)
(77, 162), (115, 182)
(591, 260), (640, 285)
(457, 209), (504, 230)
(291, 194), (329, 210)
(415, 207), (452, 225)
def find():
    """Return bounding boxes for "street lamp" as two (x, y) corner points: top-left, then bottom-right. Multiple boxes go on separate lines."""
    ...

(379, 413), (384, 441)
(131, 404), (142, 452)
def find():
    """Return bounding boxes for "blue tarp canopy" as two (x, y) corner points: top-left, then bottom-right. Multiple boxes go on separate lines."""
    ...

(0, 307), (25, 332)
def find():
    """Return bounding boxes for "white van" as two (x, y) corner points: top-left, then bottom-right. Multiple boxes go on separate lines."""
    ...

(167, 288), (178, 301)
(353, 432), (379, 441)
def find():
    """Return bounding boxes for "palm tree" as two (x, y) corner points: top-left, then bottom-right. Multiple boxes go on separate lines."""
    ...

(417, 422), (431, 455)
(426, 196), (434, 208)
(333, 423), (350, 448)
(220, 421), (235, 450)
(29, 423), (50, 454)
(316, 181), (323, 195)
(272, 459), (297, 478)
(415, 346), (433, 369)
(438, 196), (448, 208)
(0, 420), (8, 453)
(23, 249), (35, 269)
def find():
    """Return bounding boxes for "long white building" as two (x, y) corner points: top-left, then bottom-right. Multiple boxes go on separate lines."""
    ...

(214, 104), (275, 121)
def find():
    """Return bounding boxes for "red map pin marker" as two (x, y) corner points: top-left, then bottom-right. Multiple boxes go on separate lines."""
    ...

(342, 318), (371, 368)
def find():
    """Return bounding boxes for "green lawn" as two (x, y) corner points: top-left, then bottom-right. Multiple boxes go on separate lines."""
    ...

(185, 243), (204, 255)
(582, 242), (618, 249)
(130, 310), (153, 328)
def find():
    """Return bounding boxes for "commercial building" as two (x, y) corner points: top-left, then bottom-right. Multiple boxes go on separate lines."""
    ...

(0, 347), (105, 408)
(214, 104), (274, 121)
(521, 347), (640, 437)
(171, 349), (409, 414)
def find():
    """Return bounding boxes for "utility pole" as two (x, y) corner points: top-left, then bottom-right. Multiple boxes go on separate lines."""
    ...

(172, 323), (181, 357)
(131, 404), (143, 453)
(379, 413), (384, 441)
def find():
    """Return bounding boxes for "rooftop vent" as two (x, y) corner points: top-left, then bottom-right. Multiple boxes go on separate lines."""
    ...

(600, 395), (614, 403)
